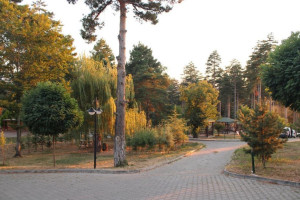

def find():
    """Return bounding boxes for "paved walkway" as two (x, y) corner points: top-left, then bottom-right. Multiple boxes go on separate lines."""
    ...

(1, 141), (299, 200)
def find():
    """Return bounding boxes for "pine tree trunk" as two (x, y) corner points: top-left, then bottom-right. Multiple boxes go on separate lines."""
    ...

(227, 95), (230, 118)
(14, 114), (22, 157)
(234, 82), (237, 119)
(114, 1), (127, 167)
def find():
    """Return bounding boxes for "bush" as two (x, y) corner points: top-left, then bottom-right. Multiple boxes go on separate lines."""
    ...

(165, 112), (188, 146)
(214, 123), (225, 136)
(127, 129), (156, 150)
(156, 125), (174, 150)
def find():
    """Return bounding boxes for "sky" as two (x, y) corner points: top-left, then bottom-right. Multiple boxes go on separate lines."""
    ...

(21, 0), (300, 81)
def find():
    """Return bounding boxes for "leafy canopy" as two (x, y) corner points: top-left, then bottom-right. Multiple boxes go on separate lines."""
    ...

(262, 32), (300, 111)
(238, 104), (286, 167)
(181, 81), (219, 137)
(66, 0), (183, 42)
(0, 0), (75, 114)
(21, 82), (83, 136)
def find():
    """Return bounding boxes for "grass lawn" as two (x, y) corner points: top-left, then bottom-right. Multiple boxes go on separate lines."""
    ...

(226, 141), (300, 182)
(0, 141), (203, 170)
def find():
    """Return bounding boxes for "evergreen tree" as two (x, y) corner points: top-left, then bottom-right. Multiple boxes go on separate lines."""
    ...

(127, 43), (170, 125)
(245, 34), (276, 108)
(167, 79), (181, 106)
(205, 50), (221, 88)
(181, 62), (201, 87)
(67, 0), (183, 167)
(238, 104), (286, 168)
(227, 59), (246, 119)
(217, 69), (232, 117)
(91, 38), (115, 67)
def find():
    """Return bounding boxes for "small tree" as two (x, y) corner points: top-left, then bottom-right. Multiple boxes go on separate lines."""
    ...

(22, 82), (83, 167)
(214, 123), (225, 136)
(0, 131), (6, 165)
(181, 81), (219, 138)
(238, 104), (286, 168)
(165, 111), (188, 146)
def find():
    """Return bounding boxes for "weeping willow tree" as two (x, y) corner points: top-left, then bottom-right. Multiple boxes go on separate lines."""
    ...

(125, 108), (147, 137)
(71, 57), (117, 138)
(71, 57), (135, 138)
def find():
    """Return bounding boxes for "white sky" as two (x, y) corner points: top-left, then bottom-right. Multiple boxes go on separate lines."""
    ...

(22, 0), (300, 81)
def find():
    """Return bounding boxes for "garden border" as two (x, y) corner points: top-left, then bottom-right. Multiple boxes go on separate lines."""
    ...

(224, 169), (300, 188)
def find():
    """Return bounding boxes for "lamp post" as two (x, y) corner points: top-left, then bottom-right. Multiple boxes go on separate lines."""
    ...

(87, 107), (102, 169)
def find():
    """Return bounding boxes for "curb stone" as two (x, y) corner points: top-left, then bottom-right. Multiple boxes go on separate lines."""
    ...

(223, 169), (300, 188)
(189, 138), (241, 142)
(0, 146), (202, 175)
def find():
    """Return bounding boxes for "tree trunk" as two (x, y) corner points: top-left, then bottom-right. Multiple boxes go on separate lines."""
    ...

(53, 135), (56, 168)
(14, 114), (22, 157)
(227, 95), (230, 118)
(114, 1), (127, 167)
(234, 82), (237, 119)
(236, 94), (239, 118)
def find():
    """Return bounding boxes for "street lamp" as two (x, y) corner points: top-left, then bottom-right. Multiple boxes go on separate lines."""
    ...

(87, 107), (102, 169)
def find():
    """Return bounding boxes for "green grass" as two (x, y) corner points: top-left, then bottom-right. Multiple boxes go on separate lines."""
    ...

(226, 141), (300, 182)
(56, 153), (96, 165)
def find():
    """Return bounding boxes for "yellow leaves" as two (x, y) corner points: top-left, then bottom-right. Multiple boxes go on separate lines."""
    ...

(0, 131), (6, 147)
(125, 108), (147, 137)
(181, 80), (219, 121)
(100, 97), (116, 136)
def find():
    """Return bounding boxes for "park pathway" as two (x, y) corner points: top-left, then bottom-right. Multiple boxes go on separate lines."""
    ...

(0, 141), (299, 200)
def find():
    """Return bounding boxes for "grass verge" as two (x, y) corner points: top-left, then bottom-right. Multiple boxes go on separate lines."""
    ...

(0, 142), (203, 170)
(226, 141), (300, 182)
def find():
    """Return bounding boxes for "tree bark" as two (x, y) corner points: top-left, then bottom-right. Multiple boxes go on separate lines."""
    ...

(114, 1), (127, 167)
(234, 81), (237, 119)
(53, 135), (56, 168)
(227, 95), (230, 118)
(14, 114), (22, 157)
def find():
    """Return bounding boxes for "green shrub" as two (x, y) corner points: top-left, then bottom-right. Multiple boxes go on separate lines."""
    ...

(127, 129), (157, 150)
(214, 123), (225, 136)
(156, 125), (174, 150)
(165, 112), (188, 146)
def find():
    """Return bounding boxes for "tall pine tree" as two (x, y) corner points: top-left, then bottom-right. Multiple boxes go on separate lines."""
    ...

(126, 43), (170, 125)
(181, 62), (202, 87)
(245, 34), (276, 108)
(205, 50), (221, 88)
(67, 0), (183, 167)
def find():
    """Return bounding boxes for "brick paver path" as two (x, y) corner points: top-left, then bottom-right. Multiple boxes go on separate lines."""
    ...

(1, 141), (299, 200)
